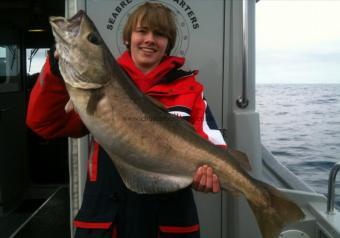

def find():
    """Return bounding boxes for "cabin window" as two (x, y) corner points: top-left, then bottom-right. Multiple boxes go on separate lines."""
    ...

(0, 45), (21, 93)
(26, 48), (48, 75)
(26, 48), (48, 89)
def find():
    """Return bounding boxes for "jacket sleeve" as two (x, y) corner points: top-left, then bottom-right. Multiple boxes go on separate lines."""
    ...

(190, 92), (227, 149)
(26, 48), (88, 139)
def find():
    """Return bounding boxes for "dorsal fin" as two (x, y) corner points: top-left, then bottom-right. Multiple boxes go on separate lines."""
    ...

(178, 115), (197, 132)
(145, 95), (197, 133)
(146, 95), (167, 111)
(228, 149), (251, 171)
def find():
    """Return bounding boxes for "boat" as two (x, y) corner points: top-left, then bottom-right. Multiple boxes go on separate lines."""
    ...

(0, 0), (339, 237)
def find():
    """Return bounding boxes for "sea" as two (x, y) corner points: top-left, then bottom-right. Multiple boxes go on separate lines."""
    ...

(256, 84), (340, 209)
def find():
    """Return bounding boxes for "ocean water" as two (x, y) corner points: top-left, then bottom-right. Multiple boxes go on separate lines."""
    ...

(256, 84), (340, 209)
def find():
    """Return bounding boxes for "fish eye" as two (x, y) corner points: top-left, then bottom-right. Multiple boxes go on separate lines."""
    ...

(87, 32), (100, 45)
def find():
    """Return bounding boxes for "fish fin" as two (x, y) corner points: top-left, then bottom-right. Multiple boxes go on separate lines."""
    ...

(224, 184), (242, 196)
(86, 89), (104, 115)
(228, 149), (251, 171)
(182, 118), (197, 131)
(146, 95), (167, 111)
(248, 180), (305, 238)
(114, 159), (192, 194)
(146, 95), (197, 133)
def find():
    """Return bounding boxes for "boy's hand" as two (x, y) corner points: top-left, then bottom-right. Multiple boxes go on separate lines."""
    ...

(54, 49), (59, 60)
(193, 165), (221, 193)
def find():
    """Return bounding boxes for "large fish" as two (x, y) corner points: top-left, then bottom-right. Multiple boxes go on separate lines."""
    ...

(49, 10), (304, 238)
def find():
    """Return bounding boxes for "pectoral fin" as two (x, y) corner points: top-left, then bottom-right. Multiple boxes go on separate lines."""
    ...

(86, 89), (105, 115)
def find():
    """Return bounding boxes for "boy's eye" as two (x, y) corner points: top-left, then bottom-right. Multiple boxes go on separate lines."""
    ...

(136, 28), (148, 33)
(154, 31), (165, 37)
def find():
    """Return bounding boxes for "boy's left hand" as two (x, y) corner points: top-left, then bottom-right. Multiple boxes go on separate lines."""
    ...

(192, 165), (221, 193)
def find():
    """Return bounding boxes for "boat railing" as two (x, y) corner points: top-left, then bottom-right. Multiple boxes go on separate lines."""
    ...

(236, 0), (249, 109)
(327, 162), (340, 214)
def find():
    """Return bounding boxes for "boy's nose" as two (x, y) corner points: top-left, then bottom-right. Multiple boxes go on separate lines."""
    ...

(144, 32), (156, 42)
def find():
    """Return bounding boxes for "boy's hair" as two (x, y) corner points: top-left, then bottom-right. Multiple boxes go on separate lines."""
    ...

(123, 2), (177, 55)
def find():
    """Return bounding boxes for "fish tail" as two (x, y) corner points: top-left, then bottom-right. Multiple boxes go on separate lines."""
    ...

(247, 180), (305, 238)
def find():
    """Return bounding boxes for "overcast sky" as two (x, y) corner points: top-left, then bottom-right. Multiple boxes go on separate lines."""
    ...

(256, 0), (340, 84)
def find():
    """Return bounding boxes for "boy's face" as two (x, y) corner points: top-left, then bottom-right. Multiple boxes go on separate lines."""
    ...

(130, 20), (169, 74)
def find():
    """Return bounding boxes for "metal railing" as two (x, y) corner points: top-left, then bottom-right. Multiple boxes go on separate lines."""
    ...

(327, 162), (340, 214)
(236, 0), (249, 109)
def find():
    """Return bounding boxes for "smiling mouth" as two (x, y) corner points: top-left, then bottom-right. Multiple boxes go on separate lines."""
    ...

(140, 47), (157, 53)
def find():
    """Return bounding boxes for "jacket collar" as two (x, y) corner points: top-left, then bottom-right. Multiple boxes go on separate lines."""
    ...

(117, 51), (185, 92)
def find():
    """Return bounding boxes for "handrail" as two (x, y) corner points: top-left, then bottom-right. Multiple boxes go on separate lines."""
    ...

(236, 0), (249, 109)
(327, 162), (340, 214)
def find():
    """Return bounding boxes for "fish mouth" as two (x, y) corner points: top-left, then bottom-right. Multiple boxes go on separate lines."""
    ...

(49, 10), (85, 43)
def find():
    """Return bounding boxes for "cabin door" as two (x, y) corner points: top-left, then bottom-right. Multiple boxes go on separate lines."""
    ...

(0, 26), (29, 215)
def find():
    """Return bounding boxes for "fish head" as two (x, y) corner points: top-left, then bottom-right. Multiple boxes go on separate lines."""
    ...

(49, 10), (111, 89)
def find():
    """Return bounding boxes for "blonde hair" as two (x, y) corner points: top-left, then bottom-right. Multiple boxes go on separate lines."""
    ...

(123, 2), (177, 55)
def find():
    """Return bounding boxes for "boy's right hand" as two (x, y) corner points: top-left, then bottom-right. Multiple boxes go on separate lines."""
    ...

(65, 99), (75, 113)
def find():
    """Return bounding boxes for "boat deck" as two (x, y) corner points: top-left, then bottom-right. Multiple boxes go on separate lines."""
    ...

(4, 186), (70, 238)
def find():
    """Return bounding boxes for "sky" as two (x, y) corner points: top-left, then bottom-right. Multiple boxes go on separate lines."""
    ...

(256, 0), (340, 84)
